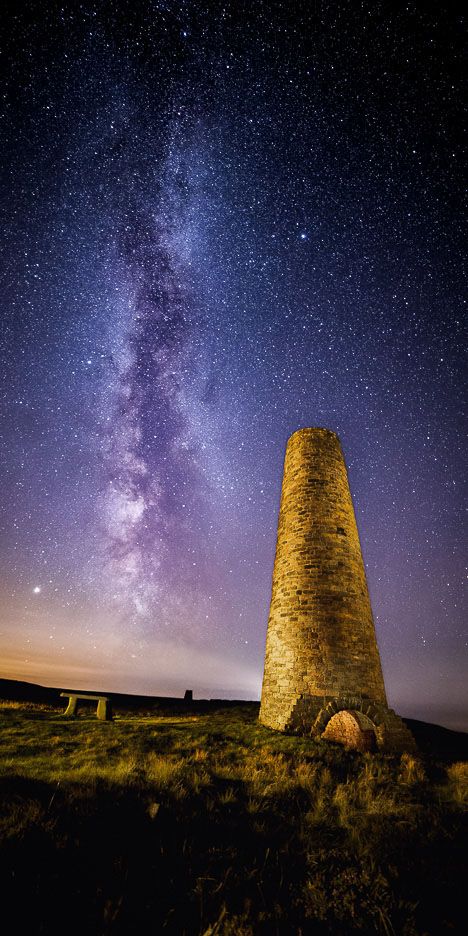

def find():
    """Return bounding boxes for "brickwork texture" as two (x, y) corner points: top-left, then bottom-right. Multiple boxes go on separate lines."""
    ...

(259, 427), (416, 752)
(322, 710), (377, 752)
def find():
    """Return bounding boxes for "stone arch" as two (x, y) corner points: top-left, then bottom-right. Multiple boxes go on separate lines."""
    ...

(322, 709), (377, 752)
(312, 697), (384, 733)
(286, 694), (417, 752)
(311, 697), (386, 750)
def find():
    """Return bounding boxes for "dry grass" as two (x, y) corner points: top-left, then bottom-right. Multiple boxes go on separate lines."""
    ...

(442, 761), (468, 805)
(0, 701), (466, 935)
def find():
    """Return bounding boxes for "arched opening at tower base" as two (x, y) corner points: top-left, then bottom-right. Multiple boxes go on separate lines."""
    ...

(275, 695), (417, 753)
(322, 709), (377, 752)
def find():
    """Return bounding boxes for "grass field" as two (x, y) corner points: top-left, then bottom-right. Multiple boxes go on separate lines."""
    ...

(1, 700), (467, 935)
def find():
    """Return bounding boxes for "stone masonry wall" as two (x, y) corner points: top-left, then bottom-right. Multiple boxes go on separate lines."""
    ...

(259, 427), (388, 731)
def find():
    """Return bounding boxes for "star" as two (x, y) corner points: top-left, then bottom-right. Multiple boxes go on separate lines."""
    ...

(0, 2), (464, 729)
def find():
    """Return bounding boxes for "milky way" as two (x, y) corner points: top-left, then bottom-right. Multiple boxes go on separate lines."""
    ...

(1, 3), (466, 727)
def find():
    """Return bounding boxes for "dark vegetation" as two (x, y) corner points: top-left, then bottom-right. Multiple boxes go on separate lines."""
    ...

(0, 682), (466, 935)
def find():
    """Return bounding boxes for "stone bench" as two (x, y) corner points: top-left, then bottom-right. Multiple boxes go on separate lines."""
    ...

(60, 692), (112, 721)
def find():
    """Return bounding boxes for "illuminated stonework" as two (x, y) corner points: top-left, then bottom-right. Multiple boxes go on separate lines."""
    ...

(259, 428), (416, 752)
(322, 709), (376, 752)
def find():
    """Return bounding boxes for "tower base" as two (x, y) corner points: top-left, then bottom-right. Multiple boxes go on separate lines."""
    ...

(260, 694), (417, 753)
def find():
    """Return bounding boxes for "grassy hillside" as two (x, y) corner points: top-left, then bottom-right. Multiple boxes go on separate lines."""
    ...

(1, 699), (466, 935)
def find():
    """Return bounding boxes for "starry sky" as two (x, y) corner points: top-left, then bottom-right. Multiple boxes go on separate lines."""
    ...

(1, 2), (466, 730)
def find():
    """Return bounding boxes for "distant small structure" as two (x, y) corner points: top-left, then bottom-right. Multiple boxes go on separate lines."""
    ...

(184, 689), (193, 702)
(259, 428), (416, 752)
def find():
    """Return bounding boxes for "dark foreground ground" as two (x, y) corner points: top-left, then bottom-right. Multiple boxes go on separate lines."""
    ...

(0, 680), (467, 935)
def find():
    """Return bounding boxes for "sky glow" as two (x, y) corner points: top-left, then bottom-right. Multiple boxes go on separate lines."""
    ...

(1, 3), (466, 729)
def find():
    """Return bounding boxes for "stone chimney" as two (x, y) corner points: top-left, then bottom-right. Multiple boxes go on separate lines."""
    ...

(259, 428), (416, 752)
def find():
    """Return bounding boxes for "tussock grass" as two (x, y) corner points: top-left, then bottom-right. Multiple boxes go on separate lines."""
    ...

(440, 761), (468, 805)
(0, 701), (466, 935)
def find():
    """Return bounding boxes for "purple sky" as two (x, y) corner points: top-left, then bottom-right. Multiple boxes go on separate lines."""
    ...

(1, 3), (466, 730)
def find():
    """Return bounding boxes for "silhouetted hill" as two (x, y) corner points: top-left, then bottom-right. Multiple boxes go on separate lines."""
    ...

(0, 677), (258, 714)
(404, 717), (468, 762)
(0, 678), (59, 704)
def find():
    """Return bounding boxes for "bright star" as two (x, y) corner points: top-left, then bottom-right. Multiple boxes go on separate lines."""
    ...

(33, 586), (41, 594)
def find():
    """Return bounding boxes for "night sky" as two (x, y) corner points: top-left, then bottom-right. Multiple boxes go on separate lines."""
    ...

(1, 2), (466, 730)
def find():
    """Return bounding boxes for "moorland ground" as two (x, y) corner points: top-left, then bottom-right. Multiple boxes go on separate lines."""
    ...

(0, 699), (467, 935)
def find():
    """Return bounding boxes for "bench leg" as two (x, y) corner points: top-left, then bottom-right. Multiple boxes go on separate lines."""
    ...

(63, 697), (77, 717)
(97, 699), (112, 721)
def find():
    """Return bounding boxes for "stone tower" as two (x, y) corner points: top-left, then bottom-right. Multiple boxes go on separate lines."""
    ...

(259, 428), (415, 752)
